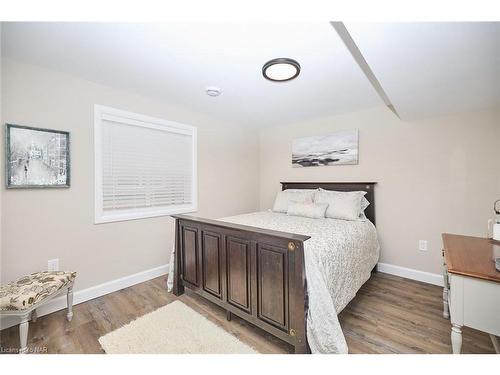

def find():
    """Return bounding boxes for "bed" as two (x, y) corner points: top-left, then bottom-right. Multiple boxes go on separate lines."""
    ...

(169, 182), (379, 353)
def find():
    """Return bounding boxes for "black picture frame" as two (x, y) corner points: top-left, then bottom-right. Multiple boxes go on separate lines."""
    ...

(5, 123), (71, 188)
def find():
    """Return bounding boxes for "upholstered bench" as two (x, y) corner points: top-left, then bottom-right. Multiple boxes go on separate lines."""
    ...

(0, 271), (76, 354)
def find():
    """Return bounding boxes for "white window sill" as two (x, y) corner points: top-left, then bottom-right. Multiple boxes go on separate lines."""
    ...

(95, 205), (197, 224)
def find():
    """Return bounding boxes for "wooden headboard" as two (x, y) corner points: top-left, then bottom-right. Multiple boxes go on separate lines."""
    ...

(281, 181), (377, 225)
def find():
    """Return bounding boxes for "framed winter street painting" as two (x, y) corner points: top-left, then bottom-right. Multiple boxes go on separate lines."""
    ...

(5, 124), (71, 188)
(292, 129), (358, 168)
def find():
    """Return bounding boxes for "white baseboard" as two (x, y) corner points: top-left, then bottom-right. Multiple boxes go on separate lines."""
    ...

(0, 264), (169, 330)
(377, 262), (443, 286)
(2, 261), (441, 331)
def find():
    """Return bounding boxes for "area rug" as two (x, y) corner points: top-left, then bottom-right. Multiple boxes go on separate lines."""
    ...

(98, 300), (258, 354)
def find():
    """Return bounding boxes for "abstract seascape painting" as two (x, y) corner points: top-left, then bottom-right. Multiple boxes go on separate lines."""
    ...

(292, 129), (358, 168)
(6, 124), (70, 188)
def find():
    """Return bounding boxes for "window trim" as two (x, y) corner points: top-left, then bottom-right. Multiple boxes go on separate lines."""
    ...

(94, 105), (197, 224)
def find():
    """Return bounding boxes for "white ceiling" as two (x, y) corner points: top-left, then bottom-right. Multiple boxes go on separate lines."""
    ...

(346, 22), (500, 120)
(1, 22), (381, 127)
(2, 22), (499, 126)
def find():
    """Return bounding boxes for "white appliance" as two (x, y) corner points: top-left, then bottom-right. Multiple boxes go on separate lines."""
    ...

(494, 199), (500, 242)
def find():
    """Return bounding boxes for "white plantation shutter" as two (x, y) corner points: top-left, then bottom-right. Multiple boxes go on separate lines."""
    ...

(95, 106), (197, 223)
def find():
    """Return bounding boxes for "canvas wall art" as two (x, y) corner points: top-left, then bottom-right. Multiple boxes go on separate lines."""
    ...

(292, 129), (358, 167)
(6, 124), (70, 188)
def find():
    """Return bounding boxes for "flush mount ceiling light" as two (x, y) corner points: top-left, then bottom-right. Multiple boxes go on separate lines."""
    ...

(262, 58), (301, 82)
(205, 86), (222, 97)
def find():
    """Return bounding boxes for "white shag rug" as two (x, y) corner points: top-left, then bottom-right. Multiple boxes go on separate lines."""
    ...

(98, 300), (258, 354)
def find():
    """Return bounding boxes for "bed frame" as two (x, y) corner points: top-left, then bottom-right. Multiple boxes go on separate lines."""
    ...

(172, 182), (376, 353)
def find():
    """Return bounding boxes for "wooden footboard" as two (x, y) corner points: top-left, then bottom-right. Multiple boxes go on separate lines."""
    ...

(171, 214), (311, 353)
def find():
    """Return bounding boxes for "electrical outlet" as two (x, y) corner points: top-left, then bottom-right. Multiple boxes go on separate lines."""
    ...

(48, 258), (59, 271)
(419, 240), (428, 251)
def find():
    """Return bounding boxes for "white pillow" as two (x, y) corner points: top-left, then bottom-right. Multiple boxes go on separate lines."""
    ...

(314, 189), (367, 221)
(287, 202), (329, 219)
(272, 189), (315, 213)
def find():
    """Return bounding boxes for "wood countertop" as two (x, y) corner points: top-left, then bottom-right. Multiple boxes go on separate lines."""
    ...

(442, 233), (500, 283)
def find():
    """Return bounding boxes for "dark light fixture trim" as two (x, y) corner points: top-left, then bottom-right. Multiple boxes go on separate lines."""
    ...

(262, 58), (301, 82)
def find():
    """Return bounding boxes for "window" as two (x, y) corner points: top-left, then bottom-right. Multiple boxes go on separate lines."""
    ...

(94, 105), (197, 223)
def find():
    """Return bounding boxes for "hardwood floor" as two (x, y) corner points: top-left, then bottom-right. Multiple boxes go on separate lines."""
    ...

(0, 272), (495, 354)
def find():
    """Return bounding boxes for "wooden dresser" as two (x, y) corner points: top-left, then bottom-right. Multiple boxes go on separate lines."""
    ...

(442, 233), (500, 354)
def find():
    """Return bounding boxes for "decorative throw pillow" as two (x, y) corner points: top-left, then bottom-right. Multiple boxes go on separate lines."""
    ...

(359, 196), (370, 220)
(272, 189), (315, 213)
(314, 189), (367, 221)
(287, 202), (329, 219)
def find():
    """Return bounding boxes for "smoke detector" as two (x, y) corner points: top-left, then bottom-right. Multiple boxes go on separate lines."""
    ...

(206, 86), (222, 97)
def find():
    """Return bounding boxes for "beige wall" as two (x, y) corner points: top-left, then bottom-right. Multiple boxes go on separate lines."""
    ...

(1, 59), (260, 289)
(1, 57), (499, 291)
(259, 106), (500, 274)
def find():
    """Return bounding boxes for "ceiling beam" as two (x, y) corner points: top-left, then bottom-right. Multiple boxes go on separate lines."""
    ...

(330, 22), (400, 118)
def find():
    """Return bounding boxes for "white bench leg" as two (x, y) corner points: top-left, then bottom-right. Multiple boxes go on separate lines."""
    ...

(19, 313), (30, 354)
(66, 286), (74, 322)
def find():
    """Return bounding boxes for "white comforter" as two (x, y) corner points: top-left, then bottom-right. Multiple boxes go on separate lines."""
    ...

(221, 211), (380, 354)
(168, 211), (380, 353)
